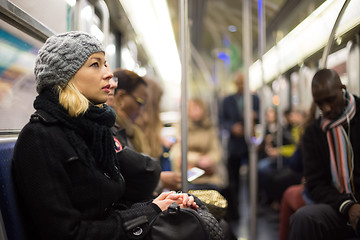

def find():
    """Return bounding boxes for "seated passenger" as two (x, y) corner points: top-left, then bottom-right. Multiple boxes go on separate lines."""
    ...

(289, 69), (360, 240)
(170, 98), (226, 191)
(106, 76), (161, 203)
(134, 77), (182, 192)
(278, 102), (317, 240)
(110, 69), (181, 191)
(110, 69), (151, 154)
(258, 108), (304, 207)
(12, 31), (198, 240)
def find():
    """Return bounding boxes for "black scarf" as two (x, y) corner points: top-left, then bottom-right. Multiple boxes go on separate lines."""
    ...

(33, 89), (121, 181)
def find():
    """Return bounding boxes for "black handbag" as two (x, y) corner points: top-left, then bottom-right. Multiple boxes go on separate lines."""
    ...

(146, 202), (224, 240)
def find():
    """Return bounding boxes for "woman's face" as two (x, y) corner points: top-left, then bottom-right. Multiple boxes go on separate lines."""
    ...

(72, 52), (113, 105)
(188, 101), (204, 122)
(106, 77), (118, 108)
(120, 83), (148, 122)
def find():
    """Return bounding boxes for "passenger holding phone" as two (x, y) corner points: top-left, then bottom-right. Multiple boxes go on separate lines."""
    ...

(170, 98), (226, 190)
(110, 71), (182, 192)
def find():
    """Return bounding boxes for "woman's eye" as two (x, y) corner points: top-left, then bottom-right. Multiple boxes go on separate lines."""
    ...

(90, 62), (99, 67)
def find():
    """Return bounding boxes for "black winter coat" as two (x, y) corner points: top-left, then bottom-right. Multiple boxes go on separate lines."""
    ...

(12, 110), (161, 240)
(303, 96), (360, 216)
(221, 93), (259, 158)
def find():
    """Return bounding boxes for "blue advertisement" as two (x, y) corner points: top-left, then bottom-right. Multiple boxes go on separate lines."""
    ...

(0, 28), (39, 129)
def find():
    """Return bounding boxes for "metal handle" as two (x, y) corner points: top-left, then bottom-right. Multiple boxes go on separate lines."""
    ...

(320, 0), (351, 68)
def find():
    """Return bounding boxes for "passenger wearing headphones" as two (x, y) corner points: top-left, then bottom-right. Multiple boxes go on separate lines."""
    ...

(289, 69), (360, 239)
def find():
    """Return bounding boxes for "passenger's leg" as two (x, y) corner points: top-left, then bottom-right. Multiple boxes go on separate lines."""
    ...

(289, 204), (356, 240)
(225, 154), (241, 220)
(270, 168), (302, 203)
(257, 157), (276, 203)
(278, 184), (305, 240)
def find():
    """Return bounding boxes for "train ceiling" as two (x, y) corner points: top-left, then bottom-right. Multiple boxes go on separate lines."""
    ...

(167, 0), (326, 66)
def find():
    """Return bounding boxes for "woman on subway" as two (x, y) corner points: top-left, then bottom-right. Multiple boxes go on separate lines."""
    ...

(12, 31), (198, 240)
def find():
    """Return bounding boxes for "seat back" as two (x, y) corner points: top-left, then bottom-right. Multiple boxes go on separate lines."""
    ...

(0, 137), (28, 240)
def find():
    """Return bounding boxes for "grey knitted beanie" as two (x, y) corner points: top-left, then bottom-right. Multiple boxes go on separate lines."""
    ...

(34, 31), (104, 93)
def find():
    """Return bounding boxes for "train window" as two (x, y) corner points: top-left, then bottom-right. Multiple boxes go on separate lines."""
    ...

(0, 20), (43, 131)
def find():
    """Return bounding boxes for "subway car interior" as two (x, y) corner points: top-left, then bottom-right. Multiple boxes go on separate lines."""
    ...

(1, 0), (360, 239)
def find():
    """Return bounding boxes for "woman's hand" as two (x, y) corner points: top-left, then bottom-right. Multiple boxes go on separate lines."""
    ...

(177, 193), (199, 210)
(152, 192), (198, 211)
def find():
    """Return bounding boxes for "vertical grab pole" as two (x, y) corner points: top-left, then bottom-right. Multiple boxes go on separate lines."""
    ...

(180, 0), (189, 192)
(243, 0), (256, 239)
(257, 0), (267, 143)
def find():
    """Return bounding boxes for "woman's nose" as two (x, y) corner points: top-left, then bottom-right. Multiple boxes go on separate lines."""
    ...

(104, 67), (114, 80)
(109, 78), (117, 89)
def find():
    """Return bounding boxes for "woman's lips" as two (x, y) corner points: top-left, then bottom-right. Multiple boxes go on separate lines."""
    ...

(102, 84), (110, 93)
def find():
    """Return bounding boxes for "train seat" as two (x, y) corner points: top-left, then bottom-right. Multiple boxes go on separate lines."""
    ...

(0, 138), (28, 240)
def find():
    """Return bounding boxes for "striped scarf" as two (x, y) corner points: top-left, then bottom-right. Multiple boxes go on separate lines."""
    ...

(321, 90), (356, 193)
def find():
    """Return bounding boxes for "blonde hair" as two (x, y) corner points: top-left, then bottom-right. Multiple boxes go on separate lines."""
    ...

(58, 81), (89, 117)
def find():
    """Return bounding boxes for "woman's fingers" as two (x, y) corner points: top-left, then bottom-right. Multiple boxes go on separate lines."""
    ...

(155, 191), (173, 200)
(155, 192), (199, 210)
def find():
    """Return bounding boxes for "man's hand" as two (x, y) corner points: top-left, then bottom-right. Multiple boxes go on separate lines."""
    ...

(348, 204), (360, 230)
(231, 122), (244, 137)
(198, 155), (215, 175)
(265, 145), (279, 158)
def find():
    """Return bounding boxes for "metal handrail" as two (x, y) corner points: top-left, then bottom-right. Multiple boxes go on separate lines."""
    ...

(72, 0), (110, 47)
(95, 0), (110, 46)
(320, 0), (351, 69)
(0, 0), (55, 42)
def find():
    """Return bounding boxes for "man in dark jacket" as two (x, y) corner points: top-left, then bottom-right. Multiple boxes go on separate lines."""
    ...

(221, 72), (259, 220)
(289, 69), (360, 239)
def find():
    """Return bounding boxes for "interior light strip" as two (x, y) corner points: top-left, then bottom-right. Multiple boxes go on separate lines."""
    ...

(249, 0), (360, 91)
(118, 0), (181, 84)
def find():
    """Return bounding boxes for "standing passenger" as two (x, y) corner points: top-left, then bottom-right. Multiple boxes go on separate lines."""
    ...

(12, 31), (198, 240)
(289, 68), (360, 239)
(221, 72), (259, 220)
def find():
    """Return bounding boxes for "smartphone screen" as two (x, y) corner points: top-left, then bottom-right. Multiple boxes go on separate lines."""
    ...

(187, 167), (205, 182)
